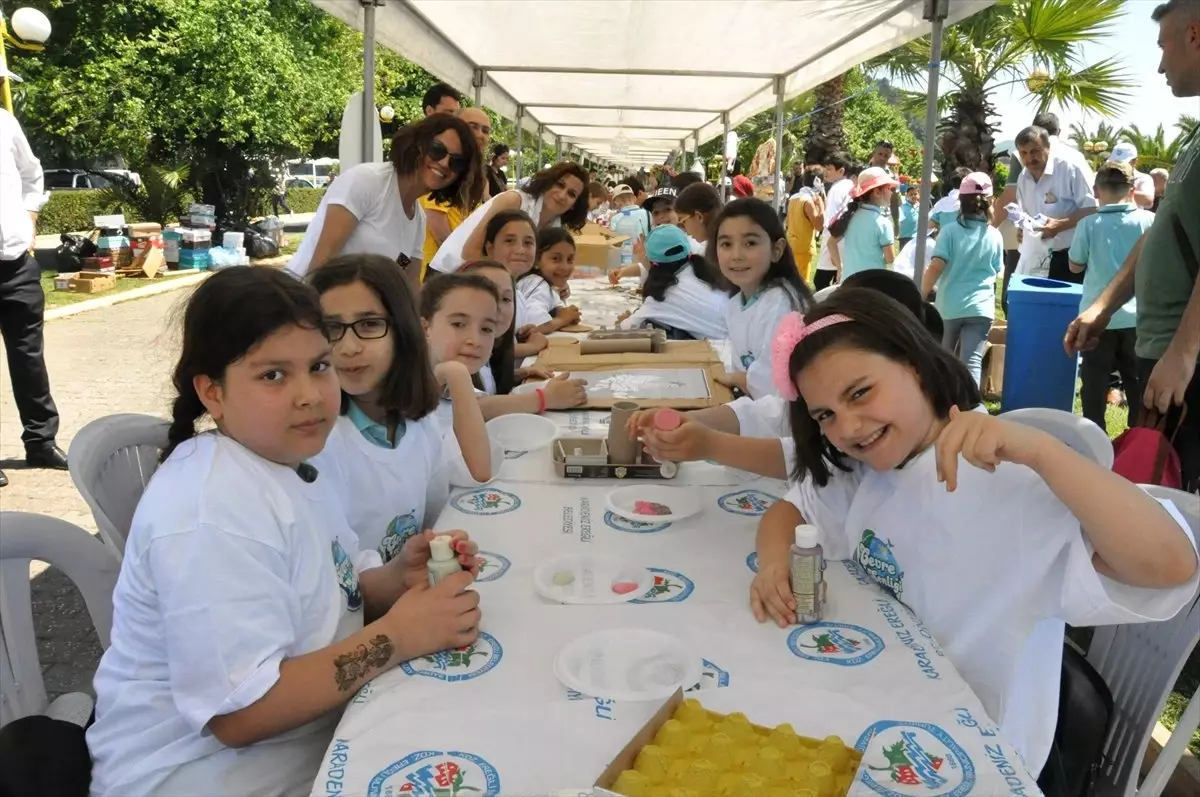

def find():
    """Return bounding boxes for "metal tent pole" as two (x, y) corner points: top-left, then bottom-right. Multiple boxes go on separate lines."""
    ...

(361, 0), (378, 163)
(515, 106), (525, 182)
(913, 0), (949, 289)
(536, 125), (543, 171)
(773, 76), (785, 213)
(555, 134), (562, 164)
(472, 68), (484, 105)
(720, 112), (730, 201)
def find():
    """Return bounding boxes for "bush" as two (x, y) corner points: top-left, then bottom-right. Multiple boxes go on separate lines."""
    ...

(37, 190), (135, 235)
(285, 187), (325, 214)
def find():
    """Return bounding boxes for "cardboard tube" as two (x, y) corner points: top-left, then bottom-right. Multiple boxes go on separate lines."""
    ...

(607, 401), (641, 464)
(580, 338), (653, 355)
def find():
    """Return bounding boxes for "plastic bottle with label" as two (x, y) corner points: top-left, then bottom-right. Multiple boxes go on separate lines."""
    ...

(426, 535), (463, 587)
(790, 524), (826, 624)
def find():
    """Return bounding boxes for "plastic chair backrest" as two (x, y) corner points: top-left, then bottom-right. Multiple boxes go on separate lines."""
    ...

(0, 512), (120, 727)
(1086, 487), (1200, 797)
(1001, 407), (1115, 469)
(68, 413), (169, 559)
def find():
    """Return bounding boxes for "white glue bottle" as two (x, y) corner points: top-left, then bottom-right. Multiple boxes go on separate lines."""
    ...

(427, 535), (463, 587)
(790, 524), (826, 624)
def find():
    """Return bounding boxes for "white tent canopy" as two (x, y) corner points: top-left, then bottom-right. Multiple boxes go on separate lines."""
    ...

(311, 0), (993, 168)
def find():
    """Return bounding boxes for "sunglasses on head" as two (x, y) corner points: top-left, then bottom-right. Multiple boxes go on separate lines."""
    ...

(427, 139), (468, 174)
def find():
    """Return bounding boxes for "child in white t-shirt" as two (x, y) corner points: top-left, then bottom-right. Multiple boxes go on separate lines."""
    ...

(87, 267), (482, 797)
(749, 288), (1198, 776)
(421, 271), (588, 420)
(479, 209), (548, 360)
(618, 224), (728, 340)
(517, 228), (582, 333)
(308, 254), (493, 558)
(713, 197), (813, 399)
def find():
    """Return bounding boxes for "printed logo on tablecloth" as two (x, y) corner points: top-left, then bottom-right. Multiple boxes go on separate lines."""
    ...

(331, 539), (362, 612)
(452, 488), (522, 516)
(788, 622), (885, 667)
(378, 512), (420, 563)
(854, 721), (975, 797)
(367, 750), (501, 796)
(399, 632), (503, 682)
(856, 529), (905, 600)
(746, 551), (759, 573)
(631, 568), (694, 603)
(502, 449), (527, 460)
(717, 489), (778, 516)
(603, 510), (671, 533)
(687, 658), (731, 691)
(474, 551), (511, 583)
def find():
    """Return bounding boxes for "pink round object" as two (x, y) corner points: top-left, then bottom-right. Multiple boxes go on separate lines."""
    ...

(654, 408), (683, 431)
(611, 581), (640, 594)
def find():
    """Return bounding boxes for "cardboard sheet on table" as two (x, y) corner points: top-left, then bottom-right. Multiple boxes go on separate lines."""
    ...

(537, 338), (720, 368)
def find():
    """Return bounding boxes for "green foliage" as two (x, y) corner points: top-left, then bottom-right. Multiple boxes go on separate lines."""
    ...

(993, 160), (1010, 194)
(37, 190), (136, 235)
(282, 188), (326, 215)
(1117, 124), (1187, 172)
(94, 165), (191, 227)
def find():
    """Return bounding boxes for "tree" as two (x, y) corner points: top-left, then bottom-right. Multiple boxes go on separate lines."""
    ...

(94, 164), (191, 227)
(1179, 114), (1198, 140)
(1117, 124), (1187, 172)
(1067, 120), (1121, 168)
(870, 0), (1131, 175)
(803, 75), (847, 167)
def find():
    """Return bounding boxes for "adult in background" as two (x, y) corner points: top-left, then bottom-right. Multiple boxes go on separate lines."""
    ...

(1014, 125), (1098, 283)
(286, 114), (482, 282)
(1066, 0), (1200, 491)
(1109, 143), (1156, 209)
(427, 161), (590, 275)
(785, 165), (825, 283)
(420, 107), (493, 273)
(1032, 111), (1095, 180)
(271, 160), (292, 216)
(422, 82), (461, 116)
(1150, 167), (1169, 211)
(0, 108), (65, 487)
(487, 144), (510, 198)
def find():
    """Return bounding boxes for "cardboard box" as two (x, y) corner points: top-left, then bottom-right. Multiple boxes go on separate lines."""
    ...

(988, 320), (1007, 345)
(982, 343), (1005, 400)
(552, 437), (677, 480)
(93, 214), (126, 229)
(575, 233), (628, 270)
(54, 272), (76, 291)
(123, 246), (164, 278)
(68, 273), (116, 293)
(594, 689), (686, 795)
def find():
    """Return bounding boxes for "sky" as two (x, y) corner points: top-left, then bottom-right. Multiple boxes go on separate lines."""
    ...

(986, 1), (1198, 145)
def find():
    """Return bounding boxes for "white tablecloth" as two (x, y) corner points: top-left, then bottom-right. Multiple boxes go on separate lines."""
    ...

(313, 474), (1043, 797)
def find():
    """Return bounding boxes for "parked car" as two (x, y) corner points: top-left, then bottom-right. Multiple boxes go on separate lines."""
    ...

(286, 175), (322, 189)
(44, 169), (111, 190)
(286, 157), (338, 187)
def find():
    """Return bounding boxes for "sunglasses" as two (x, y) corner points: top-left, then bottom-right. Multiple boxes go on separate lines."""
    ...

(427, 139), (468, 174)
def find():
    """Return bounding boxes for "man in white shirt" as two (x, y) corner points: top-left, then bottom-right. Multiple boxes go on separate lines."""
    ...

(1015, 124), (1099, 284)
(0, 106), (65, 488)
(1032, 111), (1096, 184)
(1109, 142), (1157, 209)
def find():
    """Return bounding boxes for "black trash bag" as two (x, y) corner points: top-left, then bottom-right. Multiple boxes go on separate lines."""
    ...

(55, 233), (97, 273)
(244, 229), (279, 259)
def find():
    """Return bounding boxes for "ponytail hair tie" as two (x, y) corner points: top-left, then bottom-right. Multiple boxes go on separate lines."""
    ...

(770, 312), (853, 401)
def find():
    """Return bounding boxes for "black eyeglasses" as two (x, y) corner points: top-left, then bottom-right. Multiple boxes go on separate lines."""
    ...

(326, 317), (391, 342)
(427, 139), (469, 174)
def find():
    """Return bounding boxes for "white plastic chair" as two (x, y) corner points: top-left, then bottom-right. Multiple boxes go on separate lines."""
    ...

(1087, 486), (1200, 797)
(68, 413), (169, 559)
(1001, 407), (1115, 469)
(0, 512), (120, 728)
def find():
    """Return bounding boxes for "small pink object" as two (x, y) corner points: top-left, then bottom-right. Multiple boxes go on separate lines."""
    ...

(653, 408), (683, 431)
(770, 312), (853, 401)
(612, 581), (640, 594)
(634, 500), (672, 516)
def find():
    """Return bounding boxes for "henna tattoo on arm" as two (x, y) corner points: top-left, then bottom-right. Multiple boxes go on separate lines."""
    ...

(332, 635), (394, 692)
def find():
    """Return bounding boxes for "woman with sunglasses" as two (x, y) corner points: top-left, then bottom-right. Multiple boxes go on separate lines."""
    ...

(287, 114), (483, 282)
(426, 162), (590, 276)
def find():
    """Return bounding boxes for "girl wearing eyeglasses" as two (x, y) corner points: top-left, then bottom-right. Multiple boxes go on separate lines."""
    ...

(287, 115), (483, 283)
(308, 255), (498, 562)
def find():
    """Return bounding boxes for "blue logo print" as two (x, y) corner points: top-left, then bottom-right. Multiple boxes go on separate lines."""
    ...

(400, 631), (503, 683)
(717, 489), (778, 516)
(631, 568), (694, 603)
(502, 450), (527, 460)
(739, 352), (754, 369)
(788, 622), (885, 667)
(746, 551), (759, 573)
(331, 539), (362, 612)
(379, 512), (420, 563)
(688, 658), (731, 691)
(368, 750), (501, 796)
(856, 529), (905, 600)
(855, 721), (975, 797)
(451, 488), (521, 516)
(604, 510), (671, 533)
(474, 551), (511, 583)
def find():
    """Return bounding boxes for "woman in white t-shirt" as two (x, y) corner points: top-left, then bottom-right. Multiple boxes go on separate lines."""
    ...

(427, 162), (590, 275)
(87, 267), (482, 797)
(618, 223), (727, 340)
(749, 288), (1198, 776)
(308, 254), (496, 559)
(287, 115), (484, 279)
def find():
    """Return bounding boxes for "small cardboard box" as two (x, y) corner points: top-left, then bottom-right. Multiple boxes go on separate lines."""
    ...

(575, 233), (628, 270)
(53, 272), (76, 291)
(594, 689), (686, 795)
(552, 437), (676, 480)
(982, 343), (1005, 400)
(68, 272), (116, 293)
(988, 320), (1007, 345)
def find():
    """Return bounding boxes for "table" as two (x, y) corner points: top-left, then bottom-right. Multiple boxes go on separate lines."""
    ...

(312, 472), (1044, 797)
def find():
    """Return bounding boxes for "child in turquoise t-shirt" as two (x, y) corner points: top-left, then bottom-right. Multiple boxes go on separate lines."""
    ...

(828, 167), (897, 280)
(898, 184), (919, 246)
(1068, 161), (1153, 430)
(922, 172), (1003, 386)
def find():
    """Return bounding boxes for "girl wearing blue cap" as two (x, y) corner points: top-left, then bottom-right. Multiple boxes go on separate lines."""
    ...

(617, 225), (727, 340)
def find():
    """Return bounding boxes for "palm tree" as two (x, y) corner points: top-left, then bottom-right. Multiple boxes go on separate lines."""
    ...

(870, 0), (1131, 175)
(1067, 121), (1120, 168)
(94, 164), (191, 227)
(802, 75), (847, 167)
(1116, 124), (1185, 172)
(1179, 114), (1198, 140)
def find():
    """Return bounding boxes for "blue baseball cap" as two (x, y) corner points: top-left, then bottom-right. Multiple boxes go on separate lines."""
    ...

(644, 224), (692, 265)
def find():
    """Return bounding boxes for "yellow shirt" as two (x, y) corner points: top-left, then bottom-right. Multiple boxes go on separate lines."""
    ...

(419, 196), (466, 279)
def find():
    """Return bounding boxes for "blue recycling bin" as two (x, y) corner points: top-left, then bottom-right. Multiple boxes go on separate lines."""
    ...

(1001, 276), (1083, 413)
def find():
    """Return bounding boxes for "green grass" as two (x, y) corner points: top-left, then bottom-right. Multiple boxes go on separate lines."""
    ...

(41, 271), (159, 309)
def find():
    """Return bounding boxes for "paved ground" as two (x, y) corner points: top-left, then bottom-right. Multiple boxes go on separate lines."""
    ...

(2, 290), (188, 701)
